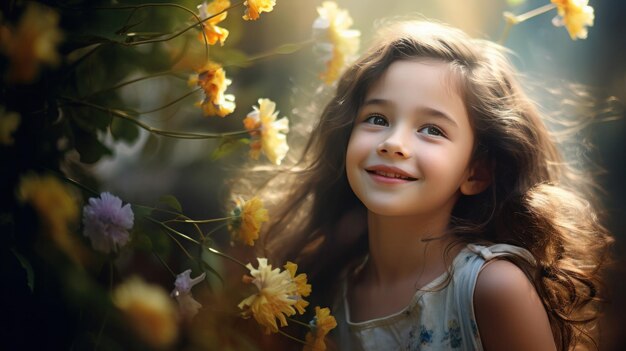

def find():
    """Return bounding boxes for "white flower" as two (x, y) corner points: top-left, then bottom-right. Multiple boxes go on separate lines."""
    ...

(171, 269), (206, 320)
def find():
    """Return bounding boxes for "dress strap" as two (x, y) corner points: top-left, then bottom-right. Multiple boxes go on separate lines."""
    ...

(467, 243), (536, 266)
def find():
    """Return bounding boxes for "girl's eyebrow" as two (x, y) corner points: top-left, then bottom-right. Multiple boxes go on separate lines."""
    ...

(362, 98), (458, 127)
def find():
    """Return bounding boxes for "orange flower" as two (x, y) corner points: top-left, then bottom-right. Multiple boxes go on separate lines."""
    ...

(284, 261), (311, 315)
(188, 61), (236, 117)
(303, 306), (337, 351)
(242, 0), (276, 21)
(551, 0), (594, 40)
(228, 196), (269, 246)
(238, 258), (298, 333)
(312, 2), (360, 84)
(197, 0), (230, 46)
(243, 98), (289, 165)
(0, 2), (63, 83)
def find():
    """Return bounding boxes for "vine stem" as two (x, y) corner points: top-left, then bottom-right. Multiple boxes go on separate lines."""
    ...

(81, 70), (180, 99)
(147, 217), (200, 245)
(499, 3), (557, 44)
(277, 330), (307, 345)
(287, 317), (313, 329)
(56, 173), (100, 196)
(169, 216), (235, 224)
(204, 246), (248, 271)
(58, 96), (253, 139)
(96, 1), (245, 47)
(153, 252), (177, 277)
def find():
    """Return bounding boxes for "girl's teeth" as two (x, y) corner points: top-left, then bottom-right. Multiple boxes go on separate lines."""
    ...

(375, 171), (408, 179)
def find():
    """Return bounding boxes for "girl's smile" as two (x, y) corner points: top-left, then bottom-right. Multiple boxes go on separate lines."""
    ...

(365, 165), (418, 184)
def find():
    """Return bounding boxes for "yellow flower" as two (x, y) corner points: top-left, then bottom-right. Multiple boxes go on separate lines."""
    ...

(242, 0), (276, 21)
(303, 306), (337, 351)
(551, 0), (594, 40)
(197, 0), (230, 46)
(243, 98), (289, 165)
(188, 61), (236, 117)
(312, 1), (360, 84)
(0, 2), (63, 83)
(17, 174), (84, 264)
(0, 106), (20, 145)
(238, 258), (298, 333)
(284, 261), (311, 315)
(228, 196), (269, 246)
(113, 277), (179, 348)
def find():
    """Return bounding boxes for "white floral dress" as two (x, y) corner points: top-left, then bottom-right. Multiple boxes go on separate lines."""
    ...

(332, 244), (536, 351)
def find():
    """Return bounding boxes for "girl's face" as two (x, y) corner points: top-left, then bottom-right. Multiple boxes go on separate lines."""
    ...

(346, 60), (476, 218)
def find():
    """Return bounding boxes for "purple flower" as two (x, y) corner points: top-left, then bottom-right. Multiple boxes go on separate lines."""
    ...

(82, 192), (134, 254)
(171, 269), (206, 320)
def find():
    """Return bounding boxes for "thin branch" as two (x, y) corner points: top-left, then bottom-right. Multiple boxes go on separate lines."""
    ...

(139, 88), (200, 114)
(99, 1), (245, 47)
(169, 216), (235, 224)
(204, 246), (248, 270)
(277, 330), (306, 345)
(55, 172), (100, 197)
(153, 252), (177, 277)
(147, 217), (200, 245)
(287, 317), (313, 329)
(59, 96), (252, 139)
(499, 4), (557, 44)
(81, 71), (180, 99)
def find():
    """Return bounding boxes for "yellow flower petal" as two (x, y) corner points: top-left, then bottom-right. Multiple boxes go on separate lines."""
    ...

(284, 261), (311, 314)
(189, 61), (236, 117)
(113, 277), (179, 348)
(312, 1), (360, 84)
(243, 98), (290, 165)
(303, 306), (337, 351)
(17, 174), (85, 265)
(551, 0), (594, 40)
(197, 0), (231, 46)
(228, 196), (269, 246)
(238, 258), (298, 333)
(243, 0), (276, 21)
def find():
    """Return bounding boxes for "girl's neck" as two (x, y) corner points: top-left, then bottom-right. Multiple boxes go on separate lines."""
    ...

(364, 211), (458, 287)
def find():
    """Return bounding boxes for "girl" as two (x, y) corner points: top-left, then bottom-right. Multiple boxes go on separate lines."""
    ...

(248, 20), (613, 350)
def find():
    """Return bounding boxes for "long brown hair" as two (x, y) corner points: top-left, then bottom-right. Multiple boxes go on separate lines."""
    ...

(244, 20), (613, 350)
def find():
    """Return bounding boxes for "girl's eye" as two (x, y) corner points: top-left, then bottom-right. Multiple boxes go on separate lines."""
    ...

(418, 125), (445, 137)
(364, 114), (389, 126)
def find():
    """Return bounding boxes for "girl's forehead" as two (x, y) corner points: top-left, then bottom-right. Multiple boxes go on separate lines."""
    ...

(365, 60), (465, 106)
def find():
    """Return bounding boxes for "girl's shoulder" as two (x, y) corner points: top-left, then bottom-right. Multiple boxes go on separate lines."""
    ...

(470, 244), (557, 350)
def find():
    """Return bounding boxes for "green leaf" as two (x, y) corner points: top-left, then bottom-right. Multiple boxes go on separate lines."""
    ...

(110, 117), (139, 144)
(11, 248), (34, 292)
(274, 42), (303, 55)
(201, 249), (224, 287)
(210, 137), (249, 161)
(131, 204), (153, 219)
(212, 48), (250, 68)
(158, 195), (182, 213)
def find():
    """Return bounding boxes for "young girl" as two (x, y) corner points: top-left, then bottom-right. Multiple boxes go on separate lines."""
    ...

(249, 20), (613, 350)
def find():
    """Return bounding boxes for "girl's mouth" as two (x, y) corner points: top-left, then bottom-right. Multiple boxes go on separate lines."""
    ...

(366, 170), (417, 181)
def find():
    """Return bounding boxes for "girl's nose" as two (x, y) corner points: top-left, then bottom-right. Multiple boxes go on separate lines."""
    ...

(377, 133), (411, 159)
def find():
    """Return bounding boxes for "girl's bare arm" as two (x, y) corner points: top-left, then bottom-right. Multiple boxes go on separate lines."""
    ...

(474, 260), (557, 351)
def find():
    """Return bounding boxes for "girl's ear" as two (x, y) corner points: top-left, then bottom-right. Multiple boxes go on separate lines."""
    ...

(460, 158), (492, 196)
